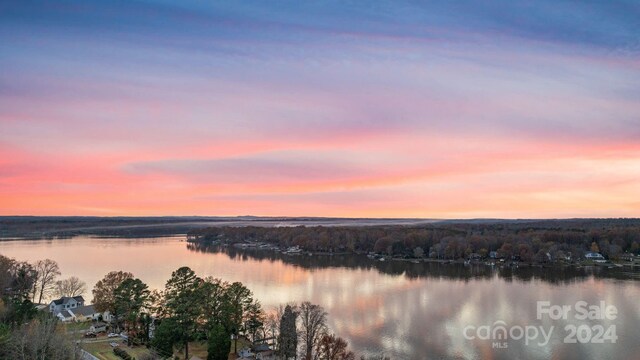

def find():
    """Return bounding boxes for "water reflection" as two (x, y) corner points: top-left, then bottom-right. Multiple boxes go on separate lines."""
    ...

(188, 243), (640, 359)
(0, 237), (638, 359)
(187, 241), (640, 284)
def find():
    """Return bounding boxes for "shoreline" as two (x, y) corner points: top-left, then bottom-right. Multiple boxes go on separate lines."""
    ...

(190, 239), (640, 271)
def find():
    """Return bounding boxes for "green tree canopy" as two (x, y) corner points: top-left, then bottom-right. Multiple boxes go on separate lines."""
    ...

(164, 267), (203, 360)
(114, 277), (151, 344)
(207, 323), (231, 360)
(278, 304), (298, 360)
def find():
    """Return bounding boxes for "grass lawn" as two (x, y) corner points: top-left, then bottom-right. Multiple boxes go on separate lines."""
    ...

(171, 341), (209, 359)
(167, 340), (238, 359)
(63, 321), (92, 332)
(84, 339), (240, 360)
(82, 341), (152, 360)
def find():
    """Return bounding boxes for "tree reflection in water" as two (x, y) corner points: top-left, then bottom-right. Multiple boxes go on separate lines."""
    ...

(187, 242), (638, 285)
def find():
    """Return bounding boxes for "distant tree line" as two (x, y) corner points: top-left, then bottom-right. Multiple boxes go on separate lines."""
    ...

(189, 220), (640, 262)
(188, 242), (634, 284)
(0, 216), (216, 238)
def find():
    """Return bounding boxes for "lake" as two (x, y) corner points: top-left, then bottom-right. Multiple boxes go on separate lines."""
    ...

(1, 236), (638, 360)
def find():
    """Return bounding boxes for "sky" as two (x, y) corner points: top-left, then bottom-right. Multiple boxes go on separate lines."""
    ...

(1, 1), (639, 218)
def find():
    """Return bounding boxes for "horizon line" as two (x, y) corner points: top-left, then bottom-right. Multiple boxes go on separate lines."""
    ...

(2, 215), (638, 221)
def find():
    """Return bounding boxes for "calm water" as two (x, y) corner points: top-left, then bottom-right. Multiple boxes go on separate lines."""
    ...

(1, 236), (639, 360)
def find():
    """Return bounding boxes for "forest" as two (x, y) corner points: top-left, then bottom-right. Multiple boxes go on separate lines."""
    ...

(187, 242), (634, 284)
(189, 219), (640, 263)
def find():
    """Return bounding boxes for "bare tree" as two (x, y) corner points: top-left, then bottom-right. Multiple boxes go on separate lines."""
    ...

(54, 276), (87, 298)
(0, 255), (17, 296)
(316, 333), (355, 360)
(30, 261), (42, 303)
(265, 304), (284, 342)
(0, 255), (36, 300)
(299, 302), (327, 360)
(92, 271), (134, 315)
(33, 259), (61, 304)
(8, 315), (79, 359)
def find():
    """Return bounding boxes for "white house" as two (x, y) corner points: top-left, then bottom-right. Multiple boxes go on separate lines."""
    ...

(89, 322), (108, 333)
(253, 344), (275, 360)
(102, 311), (115, 323)
(585, 252), (606, 262)
(620, 253), (635, 262)
(49, 296), (106, 322)
(49, 296), (84, 315)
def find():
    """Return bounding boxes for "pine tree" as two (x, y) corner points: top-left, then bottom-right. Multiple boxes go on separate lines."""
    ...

(278, 305), (298, 359)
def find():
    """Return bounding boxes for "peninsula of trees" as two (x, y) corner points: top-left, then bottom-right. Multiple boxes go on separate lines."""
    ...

(188, 219), (640, 263)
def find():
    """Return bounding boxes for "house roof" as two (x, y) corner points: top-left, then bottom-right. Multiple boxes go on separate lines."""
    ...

(59, 310), (73, 318)
(72, 305), (98, 316)
(51, 295), (85, 306)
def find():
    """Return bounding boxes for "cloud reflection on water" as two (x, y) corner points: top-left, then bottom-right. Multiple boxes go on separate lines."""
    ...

(0, 237), (638, 359)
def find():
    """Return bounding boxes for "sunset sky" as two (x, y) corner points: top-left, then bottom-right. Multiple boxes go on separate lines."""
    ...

(1, 1), (639, 218)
